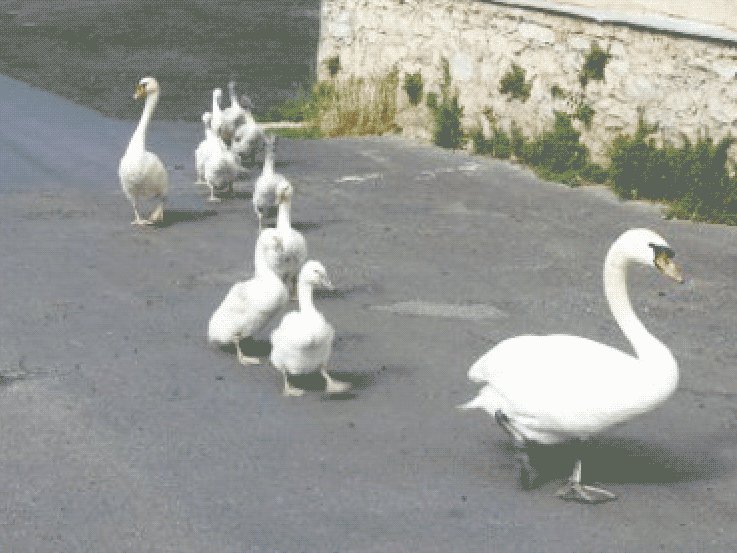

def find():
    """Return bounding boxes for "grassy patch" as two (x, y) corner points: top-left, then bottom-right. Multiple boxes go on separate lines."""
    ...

(269, 126), (323, 139)
(317, 70), (400, 136)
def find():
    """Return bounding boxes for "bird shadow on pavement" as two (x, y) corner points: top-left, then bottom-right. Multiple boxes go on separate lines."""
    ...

(500, 434), (732, 488)
(158, 208), (218, 227)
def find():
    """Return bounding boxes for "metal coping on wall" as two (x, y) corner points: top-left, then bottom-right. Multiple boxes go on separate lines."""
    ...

(481, 0), (737, 46)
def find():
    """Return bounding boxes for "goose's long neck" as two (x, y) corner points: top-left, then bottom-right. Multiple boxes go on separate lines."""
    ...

(297, 281), (317, 313)
(127, 91), (158, 153)
(604, 249), (668, 362)
(276, 197), (291, 230)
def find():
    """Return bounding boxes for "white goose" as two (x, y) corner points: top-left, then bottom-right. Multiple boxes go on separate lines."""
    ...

(230, 87), (264, 167)
(252, 134), (288, 231)
(460, 228), (684, 503)
(118, 77), (168, 225)
(208, 229), (289, 365)
(195, 112), (215, 185)
(221, 80), (250, 140)
(202, 116), (243, 202)
(270, 261), (350, 397)
(274, 179), (307, 298)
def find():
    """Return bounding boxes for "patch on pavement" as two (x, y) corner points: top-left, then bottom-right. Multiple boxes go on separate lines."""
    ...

(335, 173), (383, 184)
(370, 300), (507, 320)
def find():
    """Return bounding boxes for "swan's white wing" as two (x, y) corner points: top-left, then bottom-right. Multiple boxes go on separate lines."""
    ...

(119, 150), (168, 197)
(466, 334), (676, 442)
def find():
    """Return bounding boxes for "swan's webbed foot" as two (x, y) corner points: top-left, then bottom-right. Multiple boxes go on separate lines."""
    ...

(322, 369), (351, 394)
(555, 459), (616, 504)
(516, 450), (542, 490)
(494, 410), (542, 489)
(555, 481), (616, 504)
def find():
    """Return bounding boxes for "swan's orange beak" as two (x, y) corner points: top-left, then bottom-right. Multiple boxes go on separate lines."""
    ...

(655, 252), (684, 283)
(134, 83), (146, 100)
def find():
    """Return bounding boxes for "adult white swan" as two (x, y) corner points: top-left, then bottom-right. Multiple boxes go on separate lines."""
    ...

(252, 134), (287, 231)
(460, 228), (684, 503)
(118, 77), (168, 225)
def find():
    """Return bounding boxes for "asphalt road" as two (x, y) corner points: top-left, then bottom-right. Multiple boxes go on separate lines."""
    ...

(2, 74), (737, 552)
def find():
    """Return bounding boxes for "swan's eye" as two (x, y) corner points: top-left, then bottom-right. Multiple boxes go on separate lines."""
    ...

(649, 243), (675, 260)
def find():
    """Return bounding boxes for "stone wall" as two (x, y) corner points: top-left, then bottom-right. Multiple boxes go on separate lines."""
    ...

(317, 0), (737, 161)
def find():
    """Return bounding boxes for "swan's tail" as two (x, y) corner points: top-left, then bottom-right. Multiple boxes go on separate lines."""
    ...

(456, 395), (483, 411)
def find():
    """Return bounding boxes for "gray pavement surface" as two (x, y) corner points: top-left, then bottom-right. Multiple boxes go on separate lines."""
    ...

(2, 74), (737, 552)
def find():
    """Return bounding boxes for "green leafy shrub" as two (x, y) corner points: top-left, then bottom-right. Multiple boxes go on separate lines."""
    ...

(510, 121), (527, 159)
(471, 110), (511, 159)
(500, 63), (532, 101)
(524, 112), (605, 185)
(403, 72), (424, 106)
(470, 127), (488, 154)
(610, 115), (737, 222)
(580, 42), (611, 87)
(429, 58), (465, 149)
(426, 92), (438, 111)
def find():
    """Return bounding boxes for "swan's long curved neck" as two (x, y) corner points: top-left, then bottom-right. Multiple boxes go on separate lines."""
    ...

(297, 282), (317, 313)
(206, 126), (228, 151)
(276, 198), (291, 230)
(263, 142), (274, 174)
(228, 82), (238, 107)
(254, 249), (279, 280)
(127, 91), (158, 154)
(604, 249), (670, 363)
(212, 92), (222, 115)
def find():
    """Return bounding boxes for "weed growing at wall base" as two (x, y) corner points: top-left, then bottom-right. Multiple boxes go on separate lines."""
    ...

(430, 58), (465, 149)
(403, 72), (424, 106)
(610, 115), (737, 223)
